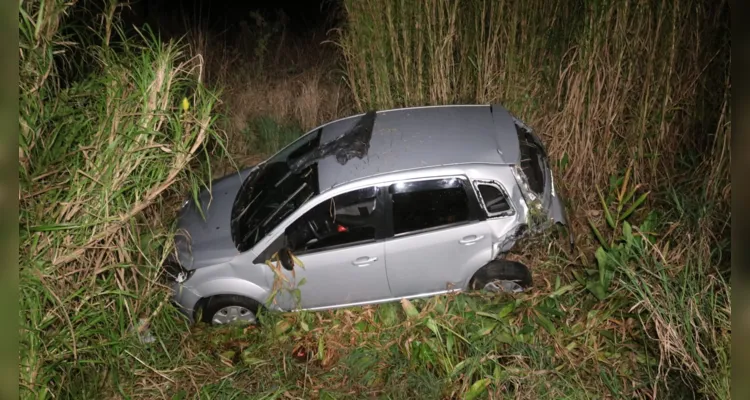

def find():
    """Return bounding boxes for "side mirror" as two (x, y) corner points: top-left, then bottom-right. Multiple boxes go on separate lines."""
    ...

(278, 247), (295, 271)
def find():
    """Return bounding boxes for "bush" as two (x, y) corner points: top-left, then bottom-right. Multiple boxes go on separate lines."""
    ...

(19, 1), (223, 397)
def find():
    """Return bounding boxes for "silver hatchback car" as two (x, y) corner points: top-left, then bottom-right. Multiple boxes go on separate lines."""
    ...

(166, 104), (569, 325)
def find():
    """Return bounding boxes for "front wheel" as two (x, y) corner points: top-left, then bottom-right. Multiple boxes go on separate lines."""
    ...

(198, 295), (262, 326)
(468, 260), (532, 294)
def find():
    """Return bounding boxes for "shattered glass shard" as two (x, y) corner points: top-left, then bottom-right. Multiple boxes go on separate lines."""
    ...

(288, 110), (377, 172)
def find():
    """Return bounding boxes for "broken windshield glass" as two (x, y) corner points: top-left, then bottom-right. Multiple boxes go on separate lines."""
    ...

(230, 111), (378, 253)
(288, 110), (377, 173)
(230, 133), (322, 253)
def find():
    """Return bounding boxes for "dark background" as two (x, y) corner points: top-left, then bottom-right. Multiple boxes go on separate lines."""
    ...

(121, 0), (343, 38)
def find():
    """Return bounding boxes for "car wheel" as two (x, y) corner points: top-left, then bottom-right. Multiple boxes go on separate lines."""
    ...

(469, 260), (532, 294)
(198, 295), (262, 326)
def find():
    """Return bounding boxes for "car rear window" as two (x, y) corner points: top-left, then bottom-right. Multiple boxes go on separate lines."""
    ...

(515, 123), (545, 195)
(389, 178), (472, 235)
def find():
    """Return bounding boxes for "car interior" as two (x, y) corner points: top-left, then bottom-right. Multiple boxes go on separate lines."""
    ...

(285, 189), (379, 253)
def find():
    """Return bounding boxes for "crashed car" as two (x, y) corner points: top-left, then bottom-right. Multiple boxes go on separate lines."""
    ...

(166, 104), (569, 325)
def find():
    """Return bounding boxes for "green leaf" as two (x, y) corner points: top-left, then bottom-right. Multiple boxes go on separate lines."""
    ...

(535, 313), (557, 334)
(300, 320), (309, 332)
(275, 319), (292, 335)
(477, 322), (497, 336)
(550, 284), (576, 297)
(377, 303), (399, 326)
(497, 302), (516, 319)
(317, 336), (325, 361)
(571, 270), (587, 286)
(586, 281), (607, 301)
(622, 221), (633, 246)
(452, 359), (471, 376)
(622, 184), (640, 206)
(588, 218), (609, 250)
(621, 191), (650, 220)
(425, 318), (440, 336)
(219, 350), (235, 362)
(536, 305), (564, 318)
(519, 324), (536, 335)
(400, 298), (419, 319)
(465, 378), (490, 400)
(437, 321), (470, 344)
(495, 331), (515, 344)
(171, 391), (187, 400)
(595, 247), (609, 277)
(597, 187), (615, 229)
(476, 311), (503, 321)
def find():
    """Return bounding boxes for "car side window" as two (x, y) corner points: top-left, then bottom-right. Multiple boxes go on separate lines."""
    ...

(476, 183), (513, 216)
(389, 177), (472, 235)
(285, 186), (380, 253)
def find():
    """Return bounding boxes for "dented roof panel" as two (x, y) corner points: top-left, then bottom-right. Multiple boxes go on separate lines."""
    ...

(315, 104), (520, 192)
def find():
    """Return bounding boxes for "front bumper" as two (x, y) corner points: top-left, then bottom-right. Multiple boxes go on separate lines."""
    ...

(163, 254), (201, 323)
(171, 281), (201, 323)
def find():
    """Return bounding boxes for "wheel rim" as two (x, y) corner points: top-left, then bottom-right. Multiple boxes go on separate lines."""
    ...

(483, 280), (524, 294)
(212, 305), (256, 325)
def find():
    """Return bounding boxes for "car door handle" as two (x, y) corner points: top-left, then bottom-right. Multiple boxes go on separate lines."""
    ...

(352, 256), (378, 267)
(459, 235), (484, 245)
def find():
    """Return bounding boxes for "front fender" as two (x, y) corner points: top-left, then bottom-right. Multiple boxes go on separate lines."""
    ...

(194, 278), (271, 306)
(175, 277), (275, 323)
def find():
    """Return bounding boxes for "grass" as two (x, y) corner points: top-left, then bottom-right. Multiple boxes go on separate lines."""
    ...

(183, 11), (350, 174)
(18, 0), (731, 399)
(242, 116), (305, 156)
(336, 1), (731, 396)
(19, 1), (224, 397)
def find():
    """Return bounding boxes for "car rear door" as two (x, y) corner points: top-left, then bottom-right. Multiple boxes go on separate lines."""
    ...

(383, 177), (493, 297)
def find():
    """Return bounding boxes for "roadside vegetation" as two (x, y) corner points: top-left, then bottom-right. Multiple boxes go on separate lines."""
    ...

(19, 0), (730, 399)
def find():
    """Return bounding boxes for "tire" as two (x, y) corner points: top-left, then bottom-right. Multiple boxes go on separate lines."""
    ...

(197, 295), (262, 326)
(468, 260), (533, 293)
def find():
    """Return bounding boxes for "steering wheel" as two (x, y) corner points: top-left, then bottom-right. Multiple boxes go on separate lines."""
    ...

(307, 219), (323, 240)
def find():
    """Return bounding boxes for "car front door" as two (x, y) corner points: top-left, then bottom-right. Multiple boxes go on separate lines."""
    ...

(270, 186), (391, 310)
(383, 177), (493, 298)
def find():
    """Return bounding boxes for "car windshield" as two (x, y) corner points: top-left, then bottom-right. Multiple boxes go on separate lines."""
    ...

(230, 131), (322, 252)
(230, 111), (378, 253)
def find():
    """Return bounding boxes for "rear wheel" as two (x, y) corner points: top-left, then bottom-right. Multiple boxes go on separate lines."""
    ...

(469, 260), (532, 294)
(197, 295), (262, 326)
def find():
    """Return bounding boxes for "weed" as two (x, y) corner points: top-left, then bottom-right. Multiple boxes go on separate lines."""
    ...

(19, 1), (223, 398)
(243, 116), (304, 157)
(18, 0), (730, 399)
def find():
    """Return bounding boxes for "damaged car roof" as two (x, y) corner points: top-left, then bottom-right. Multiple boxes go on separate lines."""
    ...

(304, 104), (522, 193)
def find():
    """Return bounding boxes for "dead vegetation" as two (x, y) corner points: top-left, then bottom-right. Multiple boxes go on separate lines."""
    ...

(184, 16), (351, 175)
(18, 0), (730, 399)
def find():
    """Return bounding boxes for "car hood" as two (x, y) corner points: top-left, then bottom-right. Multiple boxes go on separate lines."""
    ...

(174, 167), (257, 270)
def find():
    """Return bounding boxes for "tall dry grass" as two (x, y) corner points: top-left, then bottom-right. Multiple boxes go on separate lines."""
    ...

(339, 0), (573, 111)
(17, 0), (731, 397)
(340, 0), (729, 212)
(338, 0), (731, 396)
(184, 17), (350, 174)
(19, 1), (224, 397)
